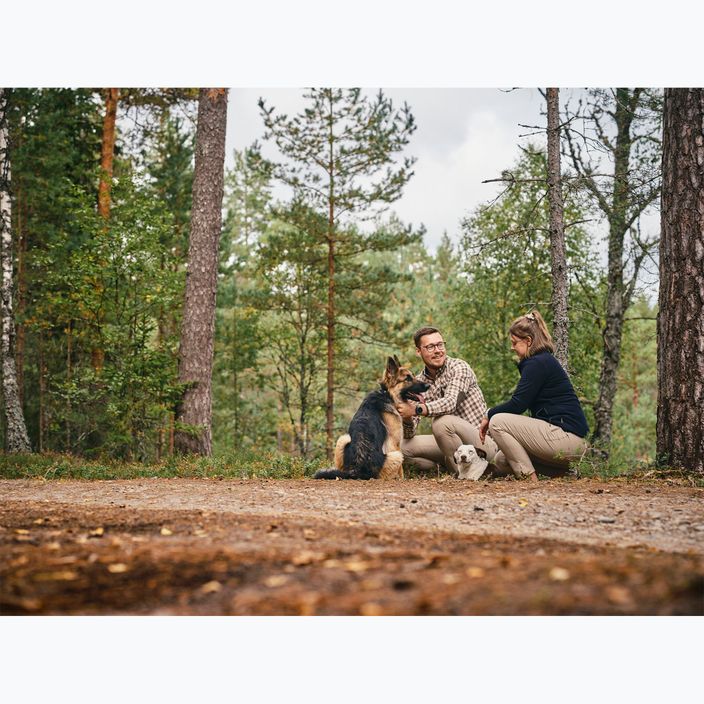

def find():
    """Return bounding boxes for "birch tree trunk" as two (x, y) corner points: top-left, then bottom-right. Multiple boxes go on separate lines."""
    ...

(0, 88), (31, 452)
(657, 88), (704, 476)
(546, 87), (569, 369)
(174, 88), (228, 456)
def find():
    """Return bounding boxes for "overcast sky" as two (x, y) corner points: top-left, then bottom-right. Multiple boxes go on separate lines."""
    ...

(224, 88), (548, 251)
(224, 87), (661, 301)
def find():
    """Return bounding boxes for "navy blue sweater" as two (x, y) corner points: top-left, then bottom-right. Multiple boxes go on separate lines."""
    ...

(487, 351), (589, 438)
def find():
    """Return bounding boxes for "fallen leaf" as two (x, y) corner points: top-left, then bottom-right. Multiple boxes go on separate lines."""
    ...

(33, 518), (45, 525)
(344, 560), (372, 573)
(518, 498), (529, 508)
(549, 567), (570, 581)
(34, 570), (79, 582)
(264, 575), (289, 588)
(199, 580), (222, 594)
(107, 563), (128, 574)
(160, 527), (173, 536)
(89, 527), (104, 537)
(303, 529), (316, 540)
(47, 542), (61, 551)
(359, 602), (384, 616)
(15, 529), (30, 535)
(53, 555), (78, 565)
(194, 529), (208, 537)
(442, 573), (461, 585)
(466, 566), (485, 578)
(323, 559), (342, 569)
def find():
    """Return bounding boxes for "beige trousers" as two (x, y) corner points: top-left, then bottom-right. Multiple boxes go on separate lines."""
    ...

(401, 414), (499, 474)
(488, 412), (588, 478)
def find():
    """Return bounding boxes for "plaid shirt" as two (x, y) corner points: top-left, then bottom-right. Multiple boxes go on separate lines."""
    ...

(403, 356), (488, 439)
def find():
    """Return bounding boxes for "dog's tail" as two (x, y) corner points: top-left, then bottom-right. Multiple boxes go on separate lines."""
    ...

(313, 468), (358, 480)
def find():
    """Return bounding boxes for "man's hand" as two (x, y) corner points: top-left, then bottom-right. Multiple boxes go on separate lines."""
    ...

(478, 416), (490, 443)
(396, 400), (418, 421)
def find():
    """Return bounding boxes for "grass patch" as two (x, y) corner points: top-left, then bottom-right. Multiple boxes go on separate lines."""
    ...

(572, 447), (703, 486)
(0, 451), (329, 481)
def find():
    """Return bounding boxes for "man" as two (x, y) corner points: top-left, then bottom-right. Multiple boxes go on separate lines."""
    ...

(397, 326), (498, 475)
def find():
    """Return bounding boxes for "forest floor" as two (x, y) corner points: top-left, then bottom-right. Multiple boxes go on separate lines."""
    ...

(1, 477), (702, 615)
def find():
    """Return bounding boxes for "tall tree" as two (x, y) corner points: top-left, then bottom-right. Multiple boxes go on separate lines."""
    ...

(563, 88), (662, 454)
(174, 88), (228, 456)
(0, 89), (31, 452)
(546, 87), (569, 368)
(260, 88), (416, 458)
(98, 88), (119, 220)
(657, 88), (704, 476)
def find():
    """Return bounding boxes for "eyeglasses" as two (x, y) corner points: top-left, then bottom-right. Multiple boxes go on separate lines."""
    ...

(421, 341), (445, 352)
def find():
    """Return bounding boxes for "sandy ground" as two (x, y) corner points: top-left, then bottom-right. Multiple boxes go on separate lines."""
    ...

(1, 477), (702, 615)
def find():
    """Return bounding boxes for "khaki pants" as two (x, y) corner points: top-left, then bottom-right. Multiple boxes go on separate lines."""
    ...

(401, 414), (499, 474)
(488, 412), (588, 478)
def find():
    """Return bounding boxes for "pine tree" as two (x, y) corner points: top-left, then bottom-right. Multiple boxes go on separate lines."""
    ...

(259, 88), (416, 458)
(174, 89), (228, 456)
(657, 88), (704, 475)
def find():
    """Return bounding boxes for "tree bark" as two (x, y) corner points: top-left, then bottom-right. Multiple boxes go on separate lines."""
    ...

(546, 87), (569, 369)
(98, 88), (119, 220)
(0, 89), (31, 452)
(657, 88), (704, 475)
(174, 88), (228, 456)
(91, 88), (120, 374)
(325, 95), (336, 460)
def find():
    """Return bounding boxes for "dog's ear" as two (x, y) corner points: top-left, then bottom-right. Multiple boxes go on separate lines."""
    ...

(386, 356), (399, 375)
(393, 354), (401, 367)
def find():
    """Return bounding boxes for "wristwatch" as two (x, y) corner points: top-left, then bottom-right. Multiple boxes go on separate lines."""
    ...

(415, 404), (424, 416)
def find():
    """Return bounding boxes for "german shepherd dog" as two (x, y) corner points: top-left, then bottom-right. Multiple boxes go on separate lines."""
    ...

(314, 356), (429, 480)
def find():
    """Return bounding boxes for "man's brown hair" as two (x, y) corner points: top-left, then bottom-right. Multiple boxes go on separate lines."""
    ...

(413, 326), (442, 349)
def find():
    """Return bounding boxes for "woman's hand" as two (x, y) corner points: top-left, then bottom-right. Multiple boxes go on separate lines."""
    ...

(478, 416), (490, 443)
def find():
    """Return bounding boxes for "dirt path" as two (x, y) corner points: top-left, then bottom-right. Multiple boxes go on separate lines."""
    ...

(1, 477), (702, 615)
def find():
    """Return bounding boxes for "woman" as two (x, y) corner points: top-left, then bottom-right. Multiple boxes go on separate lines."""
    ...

(478, 311), (589, 483)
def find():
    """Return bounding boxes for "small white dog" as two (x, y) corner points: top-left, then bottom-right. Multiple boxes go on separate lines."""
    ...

(453, 444), (489, 480)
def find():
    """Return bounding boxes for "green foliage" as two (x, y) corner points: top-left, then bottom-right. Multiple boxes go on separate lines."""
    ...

(259, 88), (416, 219)
(144, 114), (194, 259)
(610, 297), (658, 467)
(212, 146), (272, 453)
(33, 177), (184, 458)
(0, 451), (327, 480)
(450, 145), (603, 417)
(3, 89), (660, 477)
